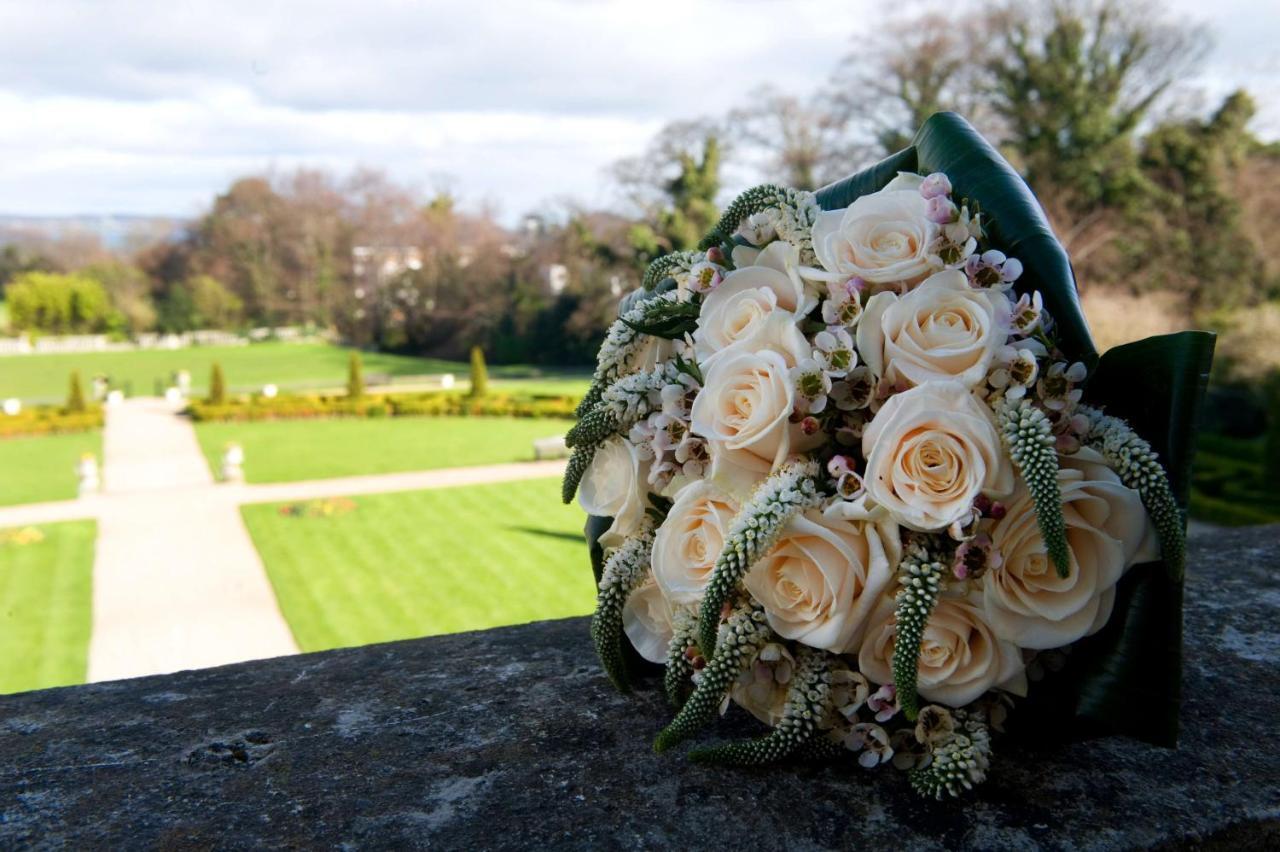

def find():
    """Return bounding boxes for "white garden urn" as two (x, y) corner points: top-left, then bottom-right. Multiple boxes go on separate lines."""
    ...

(221, 443), (245, 483)
(77, 453), (100, 497)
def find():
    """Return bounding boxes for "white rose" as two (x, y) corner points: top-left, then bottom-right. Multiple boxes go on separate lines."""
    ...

(695, 243), (811, 370)
(862, 381), (1013, 531)
(858, 270), (1007, 388)
(691, 348), (823, 496)
(652, 480), (739, 605)
(812, 180), (939, 289)
(577, 436), (648, 549)
(982, 447), (1158, 649)
(858, 591), (1026, 707)
(622, 577), (674, 663)
(743, 510), (899, 653)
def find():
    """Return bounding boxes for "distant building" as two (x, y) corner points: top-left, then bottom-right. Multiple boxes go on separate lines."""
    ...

(351, 246), (423, 282)
(544, 263), (569, 295)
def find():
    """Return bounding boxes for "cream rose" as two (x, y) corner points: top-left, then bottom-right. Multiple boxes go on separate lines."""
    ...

(858, 591), (1026, 707)
(743, 510), (899, 653)
(622, 577), (674, 663)
(577, 436), (648, 549)
(691, 348), (822, 496)
(812, 178), (939, 289)
(694, 243), (811, 369)
(863, 381), (1012, 531)
(858, 270), (1007, 388)
(652, 480), (739, 605)
(982, 447), (1158, 649)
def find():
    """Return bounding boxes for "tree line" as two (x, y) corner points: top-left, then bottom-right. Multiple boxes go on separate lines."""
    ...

(1, 0), (1276, 368)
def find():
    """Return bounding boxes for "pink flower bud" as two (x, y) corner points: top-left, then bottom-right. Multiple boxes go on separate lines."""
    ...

(919, 172), (952, 199)
(827, 455), (854, 478)
(1056, 433), (1081, 454)
(925, 196), (958, 224)
(705, 246), (724, 264)
(989, 501), (1007, 520)
(800, 416), (821, 436)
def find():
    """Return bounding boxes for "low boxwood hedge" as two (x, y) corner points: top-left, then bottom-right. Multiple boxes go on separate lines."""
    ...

(0, 407), (104, 439)
(186, 391), (577, 423)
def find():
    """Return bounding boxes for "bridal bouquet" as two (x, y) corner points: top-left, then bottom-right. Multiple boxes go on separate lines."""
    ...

(563, 113), (1213, 798)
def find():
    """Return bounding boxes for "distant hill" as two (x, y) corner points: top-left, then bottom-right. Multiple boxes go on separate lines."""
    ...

(0, 214), (187, 251)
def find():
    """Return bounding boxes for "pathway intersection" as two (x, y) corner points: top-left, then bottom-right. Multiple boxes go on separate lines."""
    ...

(0, 398), (568, 683)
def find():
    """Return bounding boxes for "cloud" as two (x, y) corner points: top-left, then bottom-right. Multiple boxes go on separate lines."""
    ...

(0, 0), (1274, 221)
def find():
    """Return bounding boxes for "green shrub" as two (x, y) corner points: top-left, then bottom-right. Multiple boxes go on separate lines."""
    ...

(208, 362), (227, 405)
(6, 272), (112, 334)
(347, 350), (365, 399)
(469, 346), (489, 398)
(65, 371), (87, 413)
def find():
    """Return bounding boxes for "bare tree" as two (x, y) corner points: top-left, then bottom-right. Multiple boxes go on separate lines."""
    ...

(726, 86), (850, 189)
(828, 9), (994, 157)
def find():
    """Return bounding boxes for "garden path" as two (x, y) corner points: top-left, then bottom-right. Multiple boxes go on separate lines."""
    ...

(0, 398), (568, 683)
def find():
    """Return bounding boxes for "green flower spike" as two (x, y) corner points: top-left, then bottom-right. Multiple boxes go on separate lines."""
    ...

(1079, 405), (1186, 580)
(696, 461), (822, 658)
(641, 251), (700, 292)
(697, 184), (818, 255)
(891, 543), (949, 722)
(589, 521), (656, 693)
(689, 648), (834, 767)
(653, 602), (771, 754)
(562, 368), (667, 503)
(997, 398), (1071, 578)
(908, 710), (993, 799)
(663, 607), (700, 708)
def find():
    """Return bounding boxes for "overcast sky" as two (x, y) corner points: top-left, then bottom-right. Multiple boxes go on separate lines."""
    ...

(0, 0), (1276, 223)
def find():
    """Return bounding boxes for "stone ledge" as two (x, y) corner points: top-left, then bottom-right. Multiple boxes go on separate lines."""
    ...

(2, 526), (1279, 849)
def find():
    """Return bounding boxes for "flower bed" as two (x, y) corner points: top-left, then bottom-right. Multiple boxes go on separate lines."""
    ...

(186, 391), (578, 423)
(0, 406), (104, 439)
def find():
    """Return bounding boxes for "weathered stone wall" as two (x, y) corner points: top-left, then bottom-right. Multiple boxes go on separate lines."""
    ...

(1, 526), (1278, 849)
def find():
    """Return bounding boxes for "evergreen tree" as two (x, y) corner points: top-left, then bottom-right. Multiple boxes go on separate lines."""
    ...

(468, 346), (489, 398)
(65, 371), (86, 413)
(208, 362), (227, 405)
(347, 350), (365, 398)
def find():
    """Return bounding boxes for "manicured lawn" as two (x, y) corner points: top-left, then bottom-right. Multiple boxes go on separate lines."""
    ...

(0, 521), (97, 694)
(241, 478), (594, 652)
(0, 432), (103, 506)
(194, 416), (574, 483)
(491, 376), (591, 398)
(1190, 432), (1280, 526)
(0, 342), (461, 403)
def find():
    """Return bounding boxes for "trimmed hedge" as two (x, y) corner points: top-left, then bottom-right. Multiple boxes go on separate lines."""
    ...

(186, 391), (577, 423)
(0, 406), (104, 439)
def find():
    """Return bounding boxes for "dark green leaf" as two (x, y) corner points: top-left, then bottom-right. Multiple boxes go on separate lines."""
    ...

(815, 146), (918, 210)
(1009, 331), (1215, 748)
